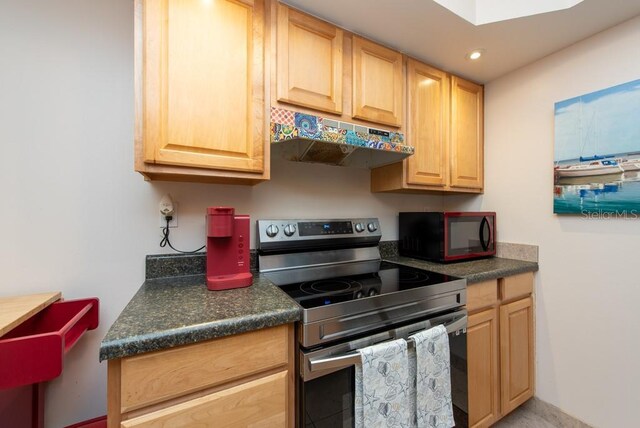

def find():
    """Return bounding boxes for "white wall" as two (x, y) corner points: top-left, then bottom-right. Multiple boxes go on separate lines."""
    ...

(447, 16), (640, 428)
(0, 1), (443, 425)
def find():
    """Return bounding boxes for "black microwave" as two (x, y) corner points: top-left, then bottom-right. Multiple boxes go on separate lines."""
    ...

(399, 212), (496, 263)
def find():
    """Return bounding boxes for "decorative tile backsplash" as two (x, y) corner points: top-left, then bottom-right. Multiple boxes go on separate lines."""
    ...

(270, 107), (414, 155)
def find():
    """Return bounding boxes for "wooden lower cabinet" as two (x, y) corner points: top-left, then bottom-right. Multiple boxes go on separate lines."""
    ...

(467, 273), (535, 427)
(120, 371), (287, 428)
(108, 324), (294, 428)
(467, 307), (500, 428)
(500, 296), (534, 415)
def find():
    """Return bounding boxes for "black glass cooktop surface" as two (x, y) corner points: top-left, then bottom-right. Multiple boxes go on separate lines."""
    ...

(277, 261), (457, 309)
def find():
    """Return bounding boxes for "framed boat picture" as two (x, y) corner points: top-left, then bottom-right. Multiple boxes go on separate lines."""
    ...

(554, 78), (640, 216)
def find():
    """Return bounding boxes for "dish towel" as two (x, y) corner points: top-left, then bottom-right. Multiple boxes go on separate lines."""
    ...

(409, 325), (455, 428)
(355, 339), (414, 428)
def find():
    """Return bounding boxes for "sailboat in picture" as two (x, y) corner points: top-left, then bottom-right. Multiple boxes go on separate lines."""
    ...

(555, 159), (622, 177)
(554, 109), (623, 178)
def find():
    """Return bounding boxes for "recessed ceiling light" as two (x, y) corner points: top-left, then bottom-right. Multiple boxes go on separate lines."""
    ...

(468, 49), (485, 60)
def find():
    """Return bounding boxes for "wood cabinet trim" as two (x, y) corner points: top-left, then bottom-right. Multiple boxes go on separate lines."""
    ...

(108, 359), (122, 428)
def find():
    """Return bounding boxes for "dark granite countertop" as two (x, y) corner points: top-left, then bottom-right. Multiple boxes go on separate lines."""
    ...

(99, 273), (301, 361)
(101, 250), (536, 361)
(384, 256), (538, 284)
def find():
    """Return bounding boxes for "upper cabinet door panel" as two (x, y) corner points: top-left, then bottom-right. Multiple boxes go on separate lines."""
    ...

(276, 5), (343, 114)
(450, 76), (483, 189)
(142, 0), (264, 173)
(406, 59), (449, 187)
(352, 36), (403, 127)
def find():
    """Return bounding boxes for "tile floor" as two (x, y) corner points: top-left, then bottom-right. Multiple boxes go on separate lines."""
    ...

(493, 398), (592, 428)
(494, 406), (558, 427)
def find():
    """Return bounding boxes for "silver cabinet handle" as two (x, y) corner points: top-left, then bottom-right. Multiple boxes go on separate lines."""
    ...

(308, 315), (467, 373)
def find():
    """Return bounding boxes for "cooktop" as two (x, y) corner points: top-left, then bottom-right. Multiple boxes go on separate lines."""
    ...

(277, 261), (456, 309)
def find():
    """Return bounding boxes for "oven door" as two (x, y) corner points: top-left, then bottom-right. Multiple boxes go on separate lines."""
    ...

(298, 310), (468, 427)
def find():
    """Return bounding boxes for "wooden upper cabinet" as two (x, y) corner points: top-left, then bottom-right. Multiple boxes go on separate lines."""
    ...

(139, 0), (265, 175)
(450, 76), (484, 189)
(352, 36), (403, 127)
(406, 59), (449, 187)
(276, 5), (343, 114)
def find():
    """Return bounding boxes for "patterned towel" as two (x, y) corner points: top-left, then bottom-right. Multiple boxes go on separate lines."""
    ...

(409, 325), (455, 428)
(355, 339), (414, 428)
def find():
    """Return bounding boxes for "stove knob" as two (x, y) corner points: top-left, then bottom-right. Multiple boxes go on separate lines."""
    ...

(266, 224), (279, 238)
(367, 289), (378, 297)
(355, 291), (364, 299)
(367, 222), (378, 232)
(284, 224), (297, 237)
(355, 223), (365, 233)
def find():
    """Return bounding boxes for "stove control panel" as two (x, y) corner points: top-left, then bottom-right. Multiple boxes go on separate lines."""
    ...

(257, 218), (382, 248)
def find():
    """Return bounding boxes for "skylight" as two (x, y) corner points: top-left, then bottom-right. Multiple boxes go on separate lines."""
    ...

(432, 0), (584, 25)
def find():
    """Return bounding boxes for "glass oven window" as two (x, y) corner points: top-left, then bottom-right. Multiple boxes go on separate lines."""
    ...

(301, 367), (355, 427)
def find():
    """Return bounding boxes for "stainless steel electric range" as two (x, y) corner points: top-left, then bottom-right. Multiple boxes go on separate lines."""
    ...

(257, 218), (469, 428)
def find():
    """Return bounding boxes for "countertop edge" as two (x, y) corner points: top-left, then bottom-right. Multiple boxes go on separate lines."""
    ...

(99, 306), (300, 361)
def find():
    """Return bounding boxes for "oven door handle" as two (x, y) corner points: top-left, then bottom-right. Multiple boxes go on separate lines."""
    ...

(308, 315), (467, 373)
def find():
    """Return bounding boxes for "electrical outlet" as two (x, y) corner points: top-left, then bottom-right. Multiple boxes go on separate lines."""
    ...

(159, 202), (178, 228)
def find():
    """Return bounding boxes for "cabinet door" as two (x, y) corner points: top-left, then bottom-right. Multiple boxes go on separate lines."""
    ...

(141, 0), (264, 173)
(406, 59), (449, 187)
(276, 5), (343, 114)
(352, 36), (403, 127)
(121, 371), (287, 428)
(500, 296), (534, 416)
(450, 76), (483, 189)
(467, 307), (500, 428)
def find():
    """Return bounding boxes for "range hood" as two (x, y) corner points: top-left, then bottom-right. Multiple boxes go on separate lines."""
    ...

(270, 107), (414, 169)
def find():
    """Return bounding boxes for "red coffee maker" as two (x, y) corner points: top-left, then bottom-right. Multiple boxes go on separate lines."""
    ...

(206, 207), (253, 291)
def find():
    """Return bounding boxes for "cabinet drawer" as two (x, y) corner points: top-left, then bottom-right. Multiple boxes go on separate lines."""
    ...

(121, 371), (288, 428)
(500, 273), (534, 301)
(467, 280), (498, 312)
(120, 325), (288, 412)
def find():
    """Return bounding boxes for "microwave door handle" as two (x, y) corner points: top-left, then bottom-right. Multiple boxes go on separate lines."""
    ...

(487, 216), (494, 249)
(479, 217), (489, 251)
(308, 315), (468, 373)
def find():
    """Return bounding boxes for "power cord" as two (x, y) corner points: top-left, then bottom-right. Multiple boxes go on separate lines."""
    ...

(160, 216), (205, 253)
